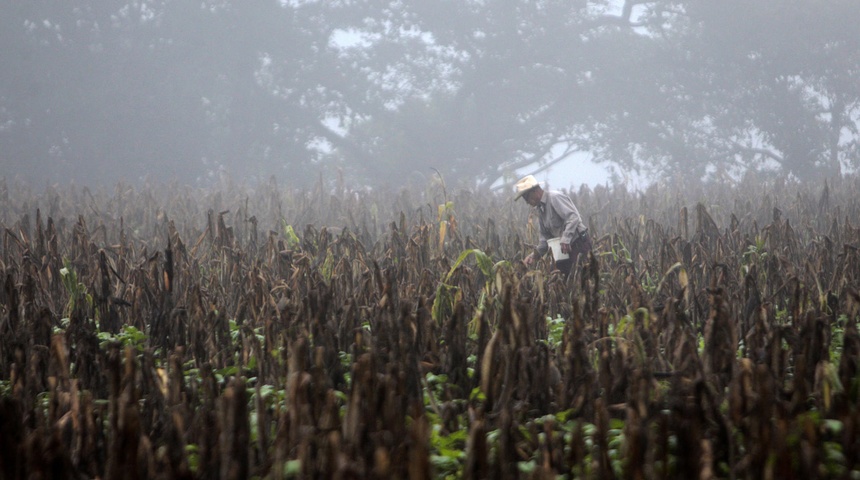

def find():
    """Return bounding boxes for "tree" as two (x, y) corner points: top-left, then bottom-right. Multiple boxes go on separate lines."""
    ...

(333, 0), (860, 186)
(1, 2), (207, 183)
(336, 0), (616, 188)
(3, 0), (858, 188)
(586, 0), (860, 182)
(0, 1), (372, 186)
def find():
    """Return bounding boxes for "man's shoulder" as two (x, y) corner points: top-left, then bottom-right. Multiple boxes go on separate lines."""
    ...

(546, 189), (572, 201)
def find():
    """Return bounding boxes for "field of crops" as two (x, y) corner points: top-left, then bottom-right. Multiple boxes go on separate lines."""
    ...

(1, 174), (859, 479)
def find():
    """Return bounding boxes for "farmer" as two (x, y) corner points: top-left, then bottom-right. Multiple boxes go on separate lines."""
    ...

(514, 174), (592, 278)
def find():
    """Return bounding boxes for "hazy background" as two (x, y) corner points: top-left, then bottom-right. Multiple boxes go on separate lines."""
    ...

(1, 1), (858, 191)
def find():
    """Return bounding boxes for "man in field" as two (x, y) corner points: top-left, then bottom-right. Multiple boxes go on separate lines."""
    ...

(515, 174), (592, 278)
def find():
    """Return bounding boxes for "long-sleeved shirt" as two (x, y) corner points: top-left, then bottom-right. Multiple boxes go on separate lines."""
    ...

(535, 190), (586, 257)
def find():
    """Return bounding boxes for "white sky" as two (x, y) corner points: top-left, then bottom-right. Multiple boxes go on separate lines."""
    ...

(497, 150), (649, 192)
(537, 154), (615, 190)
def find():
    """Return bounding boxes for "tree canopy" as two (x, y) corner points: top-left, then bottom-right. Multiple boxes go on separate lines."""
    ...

(1, 0), (858, 187)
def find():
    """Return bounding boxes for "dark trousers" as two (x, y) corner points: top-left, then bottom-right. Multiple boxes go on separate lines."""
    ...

(555, 232), (592, 278)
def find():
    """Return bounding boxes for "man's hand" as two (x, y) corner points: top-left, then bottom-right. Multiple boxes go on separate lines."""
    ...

(523, 253), (536, 266)
(561, 242), (571, 254)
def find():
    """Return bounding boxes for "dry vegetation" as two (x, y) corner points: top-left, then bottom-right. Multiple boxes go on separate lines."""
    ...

(1, 174), (859, 479)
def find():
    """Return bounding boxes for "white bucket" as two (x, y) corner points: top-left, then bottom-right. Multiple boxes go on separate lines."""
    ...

(547, 237), (569, 260)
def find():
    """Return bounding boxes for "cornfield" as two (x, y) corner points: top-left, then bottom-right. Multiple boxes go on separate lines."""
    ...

(1, 174), (859, 479)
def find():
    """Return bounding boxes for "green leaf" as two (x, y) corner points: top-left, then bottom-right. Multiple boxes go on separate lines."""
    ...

(824, 419), (844, 435)
(282, 222), (301, 250)
(445, 249), (478, 282)
(432, 283), (457, 322)
(469, 387), (486, 402)
(518, 460), (537, 474)
(430, 454), (461, 473)
(284, 459), (302, 476)
(473, 250), (494, 278)
(216, 365), (239, 377)
(258, 384), (275, 399)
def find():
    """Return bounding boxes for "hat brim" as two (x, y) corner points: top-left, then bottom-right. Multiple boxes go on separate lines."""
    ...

(513, 186), (536, 201)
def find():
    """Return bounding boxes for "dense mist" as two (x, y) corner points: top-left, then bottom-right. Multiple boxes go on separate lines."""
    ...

(1, 1), (859, 189)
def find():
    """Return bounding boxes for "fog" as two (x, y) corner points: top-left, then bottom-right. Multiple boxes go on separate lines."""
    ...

(1, 1), (858, 191)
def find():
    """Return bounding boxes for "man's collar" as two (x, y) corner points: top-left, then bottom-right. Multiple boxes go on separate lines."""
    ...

(536, 191), (547, 212)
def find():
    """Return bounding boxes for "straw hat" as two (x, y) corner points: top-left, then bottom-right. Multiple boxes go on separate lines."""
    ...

(513, 175), (540, 201)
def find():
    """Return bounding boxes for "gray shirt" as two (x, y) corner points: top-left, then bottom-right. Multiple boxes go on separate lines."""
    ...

(535, 190), (586, 257)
